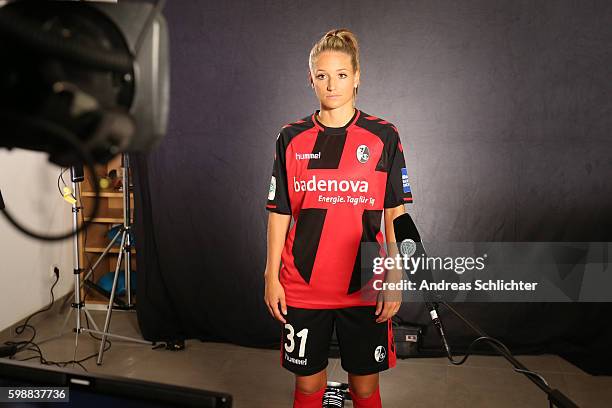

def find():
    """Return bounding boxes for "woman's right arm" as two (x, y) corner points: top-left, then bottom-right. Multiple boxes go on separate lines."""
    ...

(264, 212), (291, 324)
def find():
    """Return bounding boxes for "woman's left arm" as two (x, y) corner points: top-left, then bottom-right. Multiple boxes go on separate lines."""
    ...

(375, 203), (406, 323)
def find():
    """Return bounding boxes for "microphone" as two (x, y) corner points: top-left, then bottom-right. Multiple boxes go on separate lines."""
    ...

(392, 213), (452, 358)
(391, 212), (434, 299)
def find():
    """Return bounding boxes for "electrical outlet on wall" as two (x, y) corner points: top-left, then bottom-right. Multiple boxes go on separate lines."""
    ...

(50, 264), (60, 280)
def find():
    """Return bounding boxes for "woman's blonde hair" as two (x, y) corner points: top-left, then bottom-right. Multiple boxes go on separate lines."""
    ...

(309, 28), (360, 96)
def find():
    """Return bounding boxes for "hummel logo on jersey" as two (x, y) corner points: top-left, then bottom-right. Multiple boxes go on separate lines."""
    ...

(296, 152), (321, 160)
(356, 144), (370, 163)
(293, 176), (369, 193)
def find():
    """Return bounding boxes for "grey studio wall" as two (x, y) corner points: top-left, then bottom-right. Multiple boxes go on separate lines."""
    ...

(131, 0), (612, 373)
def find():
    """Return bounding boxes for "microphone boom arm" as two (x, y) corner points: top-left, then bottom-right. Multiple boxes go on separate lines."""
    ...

(392, 213), (579, 408)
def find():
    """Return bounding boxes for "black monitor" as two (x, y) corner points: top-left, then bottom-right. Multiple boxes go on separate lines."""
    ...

(0, 359), (232, 407)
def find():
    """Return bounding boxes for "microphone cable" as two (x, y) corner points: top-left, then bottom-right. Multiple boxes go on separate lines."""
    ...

(432, 298), (570, 408)
(392, 213), (577, 407)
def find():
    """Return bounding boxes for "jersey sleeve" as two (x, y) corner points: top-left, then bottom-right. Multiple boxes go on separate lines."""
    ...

(384, 129), (414, 208)
(265, 131), (292, 215)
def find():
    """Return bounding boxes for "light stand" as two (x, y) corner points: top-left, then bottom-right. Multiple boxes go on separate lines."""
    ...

(79, 153), (153, 365)
(38, 166), (101, 352)
(122, 154), (134, 308)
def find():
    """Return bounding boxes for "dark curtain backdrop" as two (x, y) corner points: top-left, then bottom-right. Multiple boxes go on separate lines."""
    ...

(132, 0), (612, 375)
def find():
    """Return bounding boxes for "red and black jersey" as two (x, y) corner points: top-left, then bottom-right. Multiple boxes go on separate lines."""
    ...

(266, 108), (413, 309)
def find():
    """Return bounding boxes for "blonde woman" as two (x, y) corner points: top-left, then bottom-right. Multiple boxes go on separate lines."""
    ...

(264, 28), (413, 408)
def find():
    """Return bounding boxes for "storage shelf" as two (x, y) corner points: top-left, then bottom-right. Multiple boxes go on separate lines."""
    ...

(84, 208), (133, 223)
(82, 190), (133, 198)
(84, 218), (133, 223)
(79, 153), (137, 306)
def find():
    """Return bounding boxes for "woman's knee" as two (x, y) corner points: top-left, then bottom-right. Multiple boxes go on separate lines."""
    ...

(348, 372), (379, 398)
(295, 369), (327, 394)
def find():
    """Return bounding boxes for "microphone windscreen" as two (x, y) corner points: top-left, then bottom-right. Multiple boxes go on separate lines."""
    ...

(393, 212), (421, 244)
(392, 213), (439, 303)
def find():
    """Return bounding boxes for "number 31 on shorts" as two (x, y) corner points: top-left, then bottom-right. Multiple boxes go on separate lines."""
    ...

(284, 323), (309, 357)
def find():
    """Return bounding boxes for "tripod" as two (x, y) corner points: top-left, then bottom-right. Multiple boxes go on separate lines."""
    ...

(37, 166), (101, 361)
(40, 156), (152, 365)
(79, 153), (152, 364)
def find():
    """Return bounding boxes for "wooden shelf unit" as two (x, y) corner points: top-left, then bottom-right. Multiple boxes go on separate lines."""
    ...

(78, 154), (137, 306)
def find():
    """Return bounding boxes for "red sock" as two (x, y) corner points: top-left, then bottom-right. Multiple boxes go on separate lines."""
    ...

(350, 385), (382, 408)
(293, 384), (326, 408)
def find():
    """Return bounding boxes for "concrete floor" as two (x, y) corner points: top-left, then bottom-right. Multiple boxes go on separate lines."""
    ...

(1, 307), (610, 408)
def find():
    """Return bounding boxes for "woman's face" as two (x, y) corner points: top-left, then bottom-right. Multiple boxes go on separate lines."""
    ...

(310, 51), (360, 110)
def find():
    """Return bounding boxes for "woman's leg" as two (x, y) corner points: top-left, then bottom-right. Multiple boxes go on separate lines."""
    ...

(293, 368), (327, 408)
(348, 372), (382, 408)
(296, 367), (327, 393)
(334, 306), (395, 407)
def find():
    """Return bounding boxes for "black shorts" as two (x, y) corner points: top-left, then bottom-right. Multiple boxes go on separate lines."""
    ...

(279, 305), (397, 376)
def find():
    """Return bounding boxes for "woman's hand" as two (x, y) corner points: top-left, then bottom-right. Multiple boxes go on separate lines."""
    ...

(377, 203), (405, 323)
(264, 213), (291, 323)
(375, 290), (401, 323)
(264, 275), (287, 324)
